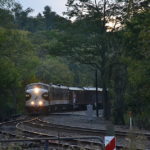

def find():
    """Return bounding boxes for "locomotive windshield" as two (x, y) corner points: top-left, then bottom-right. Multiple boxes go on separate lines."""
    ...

(26, 83), (49, 90)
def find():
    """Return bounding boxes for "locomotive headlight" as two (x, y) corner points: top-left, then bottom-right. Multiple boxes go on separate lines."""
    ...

(38, 101), (43, 106)
(31, 101), (35, 105)
(34, 87), (40, 94)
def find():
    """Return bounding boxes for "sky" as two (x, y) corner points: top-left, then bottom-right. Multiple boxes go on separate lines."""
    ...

(17, 0), (68, 16)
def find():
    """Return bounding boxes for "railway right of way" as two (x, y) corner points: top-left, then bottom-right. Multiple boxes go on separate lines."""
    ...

(0, 114), (150, 150)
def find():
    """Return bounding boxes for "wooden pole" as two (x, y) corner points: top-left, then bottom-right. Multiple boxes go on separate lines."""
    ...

(95, 69), (99, 117)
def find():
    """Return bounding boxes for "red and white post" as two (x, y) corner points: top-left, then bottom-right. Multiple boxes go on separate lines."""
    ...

(104, 136), (116, 150)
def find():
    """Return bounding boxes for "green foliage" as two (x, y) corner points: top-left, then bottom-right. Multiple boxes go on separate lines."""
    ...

(0, 58), (19, 88)
(125, 59), (150, 128)
(0, 0), (14, 9)
(124, 11), (150, 59)
(124, 9), (150, 129)
(49, 1), (128, 120)
(30, 30), (95, 86)
(0, 8), (14, 28)
(0, 28), (39, 118)
(0, 0), (149, 130)
(36, 57), (74, 86)
(12, 3), (33, 30)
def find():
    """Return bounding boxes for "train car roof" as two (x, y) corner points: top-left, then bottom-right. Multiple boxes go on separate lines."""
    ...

(83, 87), (103, 91)
(69, 87), (84, 91)
(50, 84), (69, 89)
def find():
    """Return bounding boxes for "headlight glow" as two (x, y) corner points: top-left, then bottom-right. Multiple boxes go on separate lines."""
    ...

(38, 101), (43, 106)
(34, 87), (40, 94)
(31, 101), (35, 105)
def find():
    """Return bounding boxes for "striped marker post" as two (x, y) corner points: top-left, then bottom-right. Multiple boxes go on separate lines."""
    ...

(104, 136), (116, 150)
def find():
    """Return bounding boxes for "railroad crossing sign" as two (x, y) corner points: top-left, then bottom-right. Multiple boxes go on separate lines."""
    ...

(104, 136), (116, 150)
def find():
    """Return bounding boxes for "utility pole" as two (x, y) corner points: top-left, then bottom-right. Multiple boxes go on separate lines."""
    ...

(95, 69), (99, 117)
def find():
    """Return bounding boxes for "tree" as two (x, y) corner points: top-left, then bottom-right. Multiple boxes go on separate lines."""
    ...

(12, 2), (33, 30)
(123, 9), (150, 129)
(0, 0), (14, 9)
(47, 0), (128, 121)
(0, 28), (39, 115)
(0, 0), (15, 28)
(35, 57), (74, 85)
(43, 6), (56, 30)
(0, 8), (14, 28)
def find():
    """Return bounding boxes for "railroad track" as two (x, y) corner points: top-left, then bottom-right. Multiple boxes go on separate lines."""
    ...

(20, 117), (150, 150)
(20, 118), (105, 136)
(28, 117), (150, 139)
(0, 116), (31, 138)
(0, 116), (149, 150)
(0, 117), (103, 150)
(16, 118), (103, 150)
(0, 117), (46, 149)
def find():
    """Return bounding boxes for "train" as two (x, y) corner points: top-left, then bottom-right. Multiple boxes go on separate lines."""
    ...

(25, 82), (103, 114)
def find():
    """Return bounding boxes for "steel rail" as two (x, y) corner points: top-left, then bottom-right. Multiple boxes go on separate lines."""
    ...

(0, 117), (146, 150)
(15, 118), (104, 149)
(37, 118), (150, 139)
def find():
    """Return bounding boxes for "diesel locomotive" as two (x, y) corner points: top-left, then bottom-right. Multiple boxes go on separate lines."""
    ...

(25, 82), (103, 114)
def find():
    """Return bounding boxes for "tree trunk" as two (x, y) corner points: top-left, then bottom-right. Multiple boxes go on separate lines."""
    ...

(102, 82), (111, 120)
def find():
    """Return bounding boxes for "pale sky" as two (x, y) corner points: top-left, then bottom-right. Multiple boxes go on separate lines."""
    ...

(17, 0), (68, 16)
